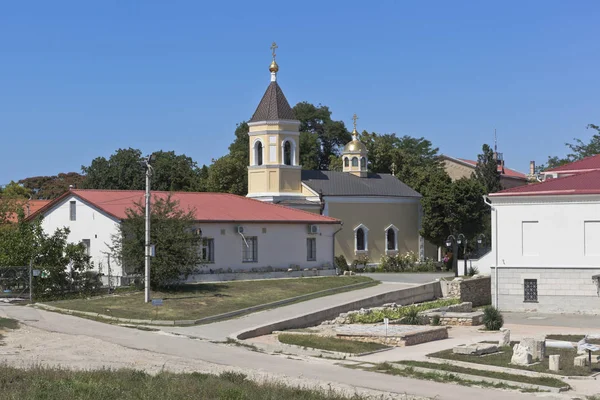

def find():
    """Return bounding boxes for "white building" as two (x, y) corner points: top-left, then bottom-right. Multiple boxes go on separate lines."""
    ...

(30, 189), (341, 285)
(486, 155), (600, 314)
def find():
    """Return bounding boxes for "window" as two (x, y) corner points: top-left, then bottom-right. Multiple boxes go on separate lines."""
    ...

(254, 141), (263, 166)
(351, 157), (358, 167)
(200, 238), (214, 263)
(344, 157), (349, 167)
(386, 229), (396, 251)
(356, 228), (365, 251)
(283, 141), (292, 165)
(307, 238), (316, 261)
(524, 279), (538, 302)
(81, 239), (91, 256)
(69, 201), (76, 221)
(360, 157), (366, 169)
(242, 236), (258, 262)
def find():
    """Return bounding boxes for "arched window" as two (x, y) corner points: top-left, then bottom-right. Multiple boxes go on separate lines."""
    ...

(344, 157), (349, 167)
(254, 141), (263, 166)
(356, 228), (365, 251)
(283, 141), (292, 165)
(351, 157), (358, 167)
(386, 228), (396, 251)
(360, 157), (366, 169)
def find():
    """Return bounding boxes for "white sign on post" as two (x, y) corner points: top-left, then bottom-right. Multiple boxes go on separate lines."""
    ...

(383, 317), (389, 337)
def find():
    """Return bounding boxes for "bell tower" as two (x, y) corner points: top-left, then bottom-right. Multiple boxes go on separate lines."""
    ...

(341, 114), (368, 177)
(246, 43), (303, 202)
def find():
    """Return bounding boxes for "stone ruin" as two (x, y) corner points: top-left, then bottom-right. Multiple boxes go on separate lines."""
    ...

(511, 337), (546, 366)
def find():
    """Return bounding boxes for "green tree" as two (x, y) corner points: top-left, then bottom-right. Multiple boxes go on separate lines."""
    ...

(544, 123), (600, 169)
(112, 195), (201, 288)
(474, 144), (502, 194)
(1, 181), (31, 199)
(204, 155), (247, 195)
(19, 173), (85, 199)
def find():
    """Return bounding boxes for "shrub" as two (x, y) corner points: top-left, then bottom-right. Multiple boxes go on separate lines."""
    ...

(334, 255), (349, 271)
(403, 306), (421, 325)
(482, 306), (504, 330)
(351, 254), (370, 271)
(348, 298), (460, 324)
(431, 315), (441, 326)
(468, 265), (479, 276)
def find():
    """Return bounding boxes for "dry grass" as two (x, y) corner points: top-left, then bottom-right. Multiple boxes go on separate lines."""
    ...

(48, 277), (376, 321)
(0, 366), (370, 400)
(278, 334), (388, 354)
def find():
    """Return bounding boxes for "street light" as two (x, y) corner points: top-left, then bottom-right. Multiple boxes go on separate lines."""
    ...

(141, 153), (155, 303)
(457, 233), (468, 276)
(445, 235), (458, 277)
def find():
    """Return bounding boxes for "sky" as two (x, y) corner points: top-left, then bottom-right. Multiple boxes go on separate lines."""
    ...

(1, 1), (599, 185)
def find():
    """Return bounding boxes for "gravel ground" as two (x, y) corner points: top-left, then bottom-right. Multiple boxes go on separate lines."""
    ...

(0, 324), (427, 400)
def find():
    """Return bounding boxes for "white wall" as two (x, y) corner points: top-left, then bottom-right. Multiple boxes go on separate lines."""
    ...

(188, 222), (338, 274)
(41, 195), (122, 277)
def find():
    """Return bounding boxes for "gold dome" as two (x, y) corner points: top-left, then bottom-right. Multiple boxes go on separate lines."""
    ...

(343, 138), (367, 153)
(269, 60), (279, 73)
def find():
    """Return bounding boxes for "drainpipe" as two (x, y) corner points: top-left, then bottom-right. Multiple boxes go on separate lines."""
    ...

(332, 222), (343, 274)
(483, 195), (499, 308)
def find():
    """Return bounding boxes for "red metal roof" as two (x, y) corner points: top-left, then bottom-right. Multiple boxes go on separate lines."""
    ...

(544, 154), (600, 173)
(456, 158), (527, 179)
(30, 190), (340, 224)
(489, 169), (600, 197)
(2, 199), (51, 222)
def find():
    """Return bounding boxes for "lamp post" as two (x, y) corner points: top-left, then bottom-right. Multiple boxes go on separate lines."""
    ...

(142, 153), (156, 303)
(476, 234), (486, 257)
(457, 234), (468, 276)
(445, 235), (458, 277)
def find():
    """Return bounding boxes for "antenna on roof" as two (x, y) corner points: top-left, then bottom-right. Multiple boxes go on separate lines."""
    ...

(494, 128), (497, 153)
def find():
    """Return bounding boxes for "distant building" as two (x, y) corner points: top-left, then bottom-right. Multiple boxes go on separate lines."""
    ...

(485, 154), (600, 314)
(29, 190), (341, 285)
(1, 199), (50, 223)
(245, 46), (436, 265)
(441, 154), (528, 190)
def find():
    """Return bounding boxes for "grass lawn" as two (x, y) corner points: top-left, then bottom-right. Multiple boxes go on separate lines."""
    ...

(48, 276), (376, 321)
(0, 317), (19, 346)
(397, 360), (567, 388)
(0, 366), (369, 400)
(546, 334), (600, 345)
(278, 333), (388, 354)
(429, 342), (599, 376)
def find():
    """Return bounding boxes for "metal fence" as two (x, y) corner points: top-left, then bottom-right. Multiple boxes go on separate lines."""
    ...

(0, 266), (30, 300)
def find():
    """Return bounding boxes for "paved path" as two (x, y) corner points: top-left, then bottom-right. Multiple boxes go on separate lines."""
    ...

(362, 273), (453, 284)
(504, 311), (600, 329)
(0, 302), (556, 400)
(161, 282), (415, 340)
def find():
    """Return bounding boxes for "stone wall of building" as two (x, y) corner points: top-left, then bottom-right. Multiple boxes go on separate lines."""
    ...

(441, 276), (491, 307)
(492, 267), (600, 314)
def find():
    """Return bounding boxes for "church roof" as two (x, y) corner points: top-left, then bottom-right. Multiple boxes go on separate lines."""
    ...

(301, 170), (421, 198)
(249, 81), (296, 122)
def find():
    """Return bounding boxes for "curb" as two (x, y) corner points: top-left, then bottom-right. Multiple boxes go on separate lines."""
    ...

(32, 280), (376, 326)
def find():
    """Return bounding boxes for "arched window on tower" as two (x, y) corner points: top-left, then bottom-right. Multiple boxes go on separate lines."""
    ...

(283, 141), (292, 165)
(356, 228), (365, 251)
(254, 141), (263, 166)
(351, 157), (358, 167)
(360, 157), (366, 169)
(344, 157), (349, 168)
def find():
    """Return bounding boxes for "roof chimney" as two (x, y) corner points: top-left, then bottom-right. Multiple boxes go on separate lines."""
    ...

(69, 185), (74, 190)
(529, 161), (535, 176)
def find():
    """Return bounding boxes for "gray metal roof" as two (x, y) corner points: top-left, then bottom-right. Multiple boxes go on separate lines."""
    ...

(250, 81), (296, 122)
(301, 170), (421, 198)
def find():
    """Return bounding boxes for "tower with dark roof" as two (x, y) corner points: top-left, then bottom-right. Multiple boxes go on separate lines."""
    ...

(246, 43), (304, 203)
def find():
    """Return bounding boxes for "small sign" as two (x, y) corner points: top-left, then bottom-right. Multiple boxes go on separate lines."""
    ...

(32, 269), (41, 277)
(151, 299), (163, 306)
(383, 317), (389, 327)
(150, 244), (156, 257)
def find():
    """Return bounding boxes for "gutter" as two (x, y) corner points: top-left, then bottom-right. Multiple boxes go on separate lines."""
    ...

(483, 195), (499, 308)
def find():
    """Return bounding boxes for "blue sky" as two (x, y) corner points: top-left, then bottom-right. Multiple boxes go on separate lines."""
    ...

(1, 1), (599, 185)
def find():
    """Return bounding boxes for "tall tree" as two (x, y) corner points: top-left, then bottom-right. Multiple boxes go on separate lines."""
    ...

(474, 144), (502, 194)
(111, 195), (201, 288)
(0, 181), (31, 199)
(544, 123), (600, 169)
(19, 172), (85, 199)
(204, 155), (247, 195)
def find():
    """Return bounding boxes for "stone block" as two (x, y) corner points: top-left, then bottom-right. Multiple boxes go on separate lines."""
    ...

(549, 354), (560, 371)
(520, 337), (545, 361)
(498, 329), (510, 347)
(511, 343), (533, 366)
(574, 355), (589, 367)
(453, 343), (498, 356)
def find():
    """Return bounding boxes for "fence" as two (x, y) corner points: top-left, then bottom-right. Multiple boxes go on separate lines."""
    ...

(0, 266), (31, 300)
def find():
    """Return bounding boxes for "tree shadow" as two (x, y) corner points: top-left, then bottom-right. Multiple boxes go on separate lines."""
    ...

(159, 283), (231, 300)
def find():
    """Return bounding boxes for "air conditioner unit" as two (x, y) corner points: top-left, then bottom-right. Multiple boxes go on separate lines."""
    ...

(308, 225), (319, 234)
(236, 226), (245, 234)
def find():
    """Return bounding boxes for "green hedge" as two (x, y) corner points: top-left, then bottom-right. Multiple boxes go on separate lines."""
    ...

(348, 298), (460, 324)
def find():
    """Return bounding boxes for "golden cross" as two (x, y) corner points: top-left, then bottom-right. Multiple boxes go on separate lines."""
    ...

(352, 113), (358, 130)
(270, 42), (278, 59)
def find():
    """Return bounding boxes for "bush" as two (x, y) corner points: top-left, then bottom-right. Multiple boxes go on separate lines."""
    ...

(348, 298), (460, 324)
(334, 255), (349, 271)
(482, 306), (504, 330)
(402, 306), (421, 325)
(431, 315), (441, 326)
(467, 265), (479, 276)
(351, 254), (370, 271)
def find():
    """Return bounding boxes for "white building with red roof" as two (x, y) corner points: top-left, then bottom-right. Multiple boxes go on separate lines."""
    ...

(29, 189), (341, 285)
(485, 157), (600, 314)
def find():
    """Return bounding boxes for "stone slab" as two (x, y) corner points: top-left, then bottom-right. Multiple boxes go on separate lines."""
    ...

(453, 343), (498, 355)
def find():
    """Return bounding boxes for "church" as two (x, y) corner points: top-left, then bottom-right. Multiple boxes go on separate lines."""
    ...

(245, 44), (436, 265)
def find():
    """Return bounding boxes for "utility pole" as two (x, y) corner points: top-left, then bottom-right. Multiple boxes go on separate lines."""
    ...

(143, 154), (155, 303)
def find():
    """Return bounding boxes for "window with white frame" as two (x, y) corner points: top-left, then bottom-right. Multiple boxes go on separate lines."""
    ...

(307, 238), (316, 261)
(354, 224), (369, 252)
(283, 141), (292, 165)
(200, 238), (214, 263)
(351, 157), (359, 167)
(254, 140), (263, 166)
(242, 236), (258, 262)
(384, 224), (399, 253)
(344, 157), (349, 167)
(69, 201), (76, 221)
(81, 239), (91, 256)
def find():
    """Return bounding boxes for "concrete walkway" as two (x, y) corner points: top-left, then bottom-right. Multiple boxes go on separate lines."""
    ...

(362, 273), (453, 284)
(0, 302), (559, 400)
(160, 282), (416, 340)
